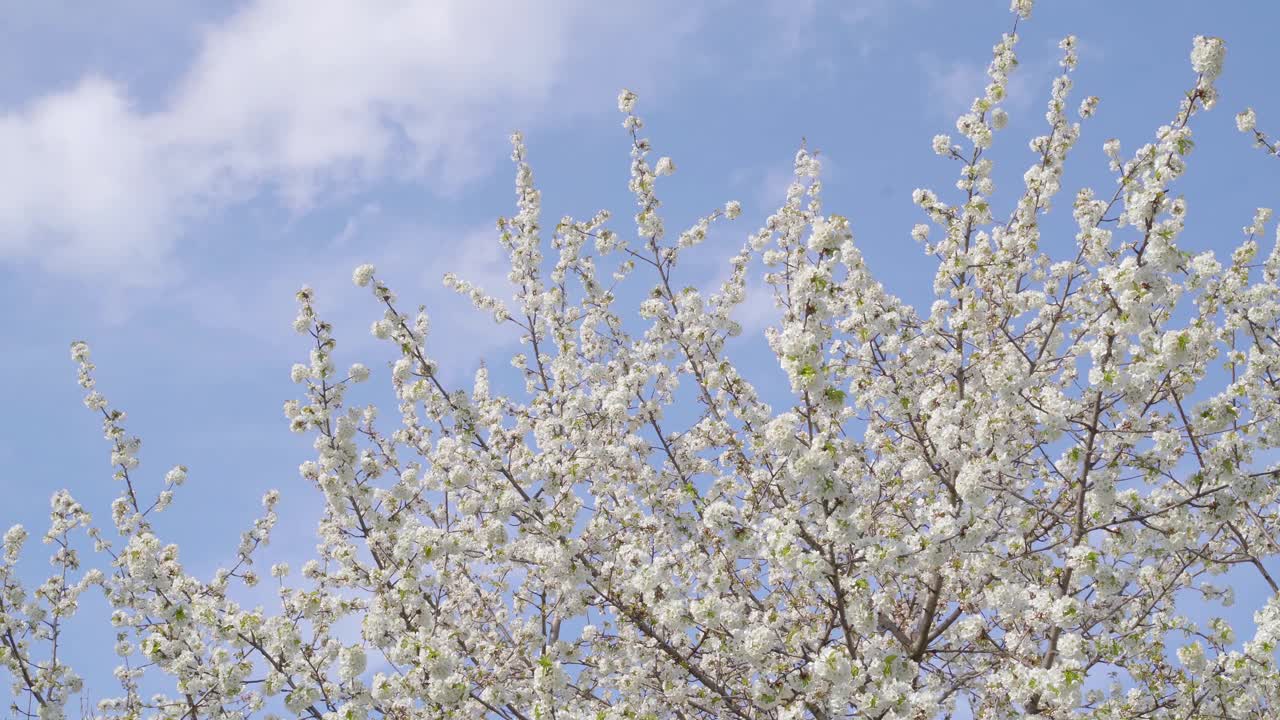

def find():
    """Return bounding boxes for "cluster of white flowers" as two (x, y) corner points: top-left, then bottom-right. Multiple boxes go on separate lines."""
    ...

(1189, 35), (1226, 109)
(1246, 207), (1273, 237)
(1237, 106), (1257, 133)
(8, 2), (1280, 718)
(1237, 106), (1280, 162)
(1190, 34), (1226, 79)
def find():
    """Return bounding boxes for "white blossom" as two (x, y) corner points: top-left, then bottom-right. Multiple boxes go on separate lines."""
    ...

(352, 263), (376, 287)
(1237, 107), (1257, 133)
(617, 88), (637, 114)
(348, 363), (371, 383)
(8, 11), (1280, 720)
(1191, 35), (1226, 79)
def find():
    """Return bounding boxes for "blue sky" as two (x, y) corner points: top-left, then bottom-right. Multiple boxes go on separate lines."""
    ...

(2, 0), (1279, 710)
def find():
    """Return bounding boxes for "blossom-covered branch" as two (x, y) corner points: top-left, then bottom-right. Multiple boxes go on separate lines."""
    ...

(4, 1), (1280, 719)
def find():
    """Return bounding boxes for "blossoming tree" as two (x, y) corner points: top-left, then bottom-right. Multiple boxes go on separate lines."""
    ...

(5, 1), (1280, 718)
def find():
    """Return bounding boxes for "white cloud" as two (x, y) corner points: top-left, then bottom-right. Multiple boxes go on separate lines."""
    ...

(330, 203), (382, 250)
(725, 272), (780, 341)
(921, 57), (990, 121)
(173, 215), (528, 383)
(0, 0), (701, 285)
(762, 0), (923, 60)
(733, 149), (839, 213)
(756, 164), (798, 210)
(920, 40), (1060, 123)
(0, 77), (177, 276)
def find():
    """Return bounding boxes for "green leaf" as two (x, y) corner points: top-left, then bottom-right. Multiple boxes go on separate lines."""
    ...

(883, 654), (898, 676)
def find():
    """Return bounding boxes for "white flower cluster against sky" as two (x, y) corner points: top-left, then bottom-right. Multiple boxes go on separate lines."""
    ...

(1, 0), (1278, 710)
